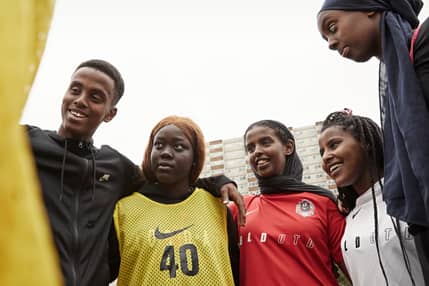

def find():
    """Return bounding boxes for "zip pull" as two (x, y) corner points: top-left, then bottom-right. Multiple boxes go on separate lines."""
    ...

(78, 141), (83, 148)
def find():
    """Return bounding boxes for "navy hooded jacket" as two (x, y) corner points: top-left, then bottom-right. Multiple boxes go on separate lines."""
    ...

(320, 0), (429, 227)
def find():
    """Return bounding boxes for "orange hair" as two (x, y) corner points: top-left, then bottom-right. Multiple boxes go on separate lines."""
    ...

(142, 115), (206, 184)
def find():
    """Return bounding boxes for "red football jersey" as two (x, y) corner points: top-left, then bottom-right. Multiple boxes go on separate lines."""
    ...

(230, 192), (345, 286)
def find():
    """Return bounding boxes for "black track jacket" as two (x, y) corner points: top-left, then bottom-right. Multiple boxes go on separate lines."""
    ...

(28, 125), (143, 286)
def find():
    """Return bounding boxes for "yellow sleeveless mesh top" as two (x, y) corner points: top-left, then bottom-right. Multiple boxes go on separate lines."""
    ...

(114, 188), (235, 286)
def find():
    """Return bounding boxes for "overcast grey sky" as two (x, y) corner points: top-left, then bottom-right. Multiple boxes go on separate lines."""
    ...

(21, 0), (429, 164)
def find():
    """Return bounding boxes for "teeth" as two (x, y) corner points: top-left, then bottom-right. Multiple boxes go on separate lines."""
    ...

(257, 159), (268, 166)
(330, 164), (340, 173)
(70, 110), (85, 118)
(159, 163), (172, 168)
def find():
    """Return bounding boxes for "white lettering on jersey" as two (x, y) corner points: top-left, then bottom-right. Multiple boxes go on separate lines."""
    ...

(260, 232), (267, 243)
(239, 232), (314, 249)
(344, 225), (412, 251)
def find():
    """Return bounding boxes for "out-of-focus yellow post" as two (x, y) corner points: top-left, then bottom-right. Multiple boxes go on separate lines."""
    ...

(0, 1), (63, 285)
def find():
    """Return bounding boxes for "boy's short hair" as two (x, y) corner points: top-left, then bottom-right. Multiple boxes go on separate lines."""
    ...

(75, 59), (125, 105)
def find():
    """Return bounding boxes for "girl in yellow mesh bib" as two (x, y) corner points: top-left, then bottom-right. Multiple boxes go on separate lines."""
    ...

(113, 115), (238, 286)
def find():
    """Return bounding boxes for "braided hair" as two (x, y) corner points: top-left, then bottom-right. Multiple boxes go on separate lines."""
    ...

(321, 110), (384, 210)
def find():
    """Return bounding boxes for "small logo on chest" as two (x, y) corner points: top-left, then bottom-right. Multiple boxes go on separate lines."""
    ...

(154, 225), (194, 239)
(296, 199), (315, 217)
(98, 174), (110, 182)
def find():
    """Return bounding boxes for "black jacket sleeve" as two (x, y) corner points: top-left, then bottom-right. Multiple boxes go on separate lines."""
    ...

(226, 207), (240, 285)
(414, 16), (429, 107)
(195, 175), (237, 197)
(122, 162), (145, 197)
(108, 220), (120, 282)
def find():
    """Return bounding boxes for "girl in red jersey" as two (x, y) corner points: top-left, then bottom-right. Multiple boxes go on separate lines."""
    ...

(230, 119), (347, 286)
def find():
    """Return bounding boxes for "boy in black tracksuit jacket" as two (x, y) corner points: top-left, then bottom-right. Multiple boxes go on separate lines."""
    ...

(28, 126), (142, 286)
(27, 59), (243, 286)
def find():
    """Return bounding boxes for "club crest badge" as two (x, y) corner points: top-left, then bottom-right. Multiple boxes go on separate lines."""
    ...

(296, 199), (315, 217)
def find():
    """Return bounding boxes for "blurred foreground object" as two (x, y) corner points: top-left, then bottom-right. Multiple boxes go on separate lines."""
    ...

(0, 0), (62, 285)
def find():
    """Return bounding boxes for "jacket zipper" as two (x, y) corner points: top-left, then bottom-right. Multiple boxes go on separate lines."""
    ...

(72, 176), (80, 286)
(72, 142), (87, 286)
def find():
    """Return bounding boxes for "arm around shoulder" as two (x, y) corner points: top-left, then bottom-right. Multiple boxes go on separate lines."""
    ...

(226, 208), (239, 286)
(196, 175), (246, 226)
(195, 175), (235, 197)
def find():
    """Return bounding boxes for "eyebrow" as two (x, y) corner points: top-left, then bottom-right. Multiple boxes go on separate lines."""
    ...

(174, 137), (188, 143)
(325, 137), (342, 148)
(156, 135), (188, 142)
(259, 135), (274, 142)
(245, 142), (254, 149)
(69, 81), (109, 97)
(318, 16), (329, 41)
(69, 81), (82, 87)
(86, 88), (108, 102)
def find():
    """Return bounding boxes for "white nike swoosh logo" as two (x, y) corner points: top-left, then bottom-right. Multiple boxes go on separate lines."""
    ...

(246, 209), (258, 216)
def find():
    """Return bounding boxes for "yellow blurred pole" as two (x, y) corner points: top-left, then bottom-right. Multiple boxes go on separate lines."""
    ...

(0, 0), (62, 285)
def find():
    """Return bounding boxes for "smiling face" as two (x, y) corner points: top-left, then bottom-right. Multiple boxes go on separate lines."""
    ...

(245, 125), (293, 178)
(150, 124), (194, 188)
(58, 67), (117, 141)
(317, 10), (381, 62)
(319, 126), (372, 194)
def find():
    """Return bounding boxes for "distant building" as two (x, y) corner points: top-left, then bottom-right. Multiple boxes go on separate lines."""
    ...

(200, 121), (337, 195)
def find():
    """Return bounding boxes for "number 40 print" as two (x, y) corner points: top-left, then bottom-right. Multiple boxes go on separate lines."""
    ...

(160, 243), (199, 278)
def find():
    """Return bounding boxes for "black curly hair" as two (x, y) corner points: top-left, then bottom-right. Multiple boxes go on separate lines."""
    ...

(75, 59), (124, 105)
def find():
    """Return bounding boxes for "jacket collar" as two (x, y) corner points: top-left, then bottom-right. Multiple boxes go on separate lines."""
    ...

(47, 130), (95, 156)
